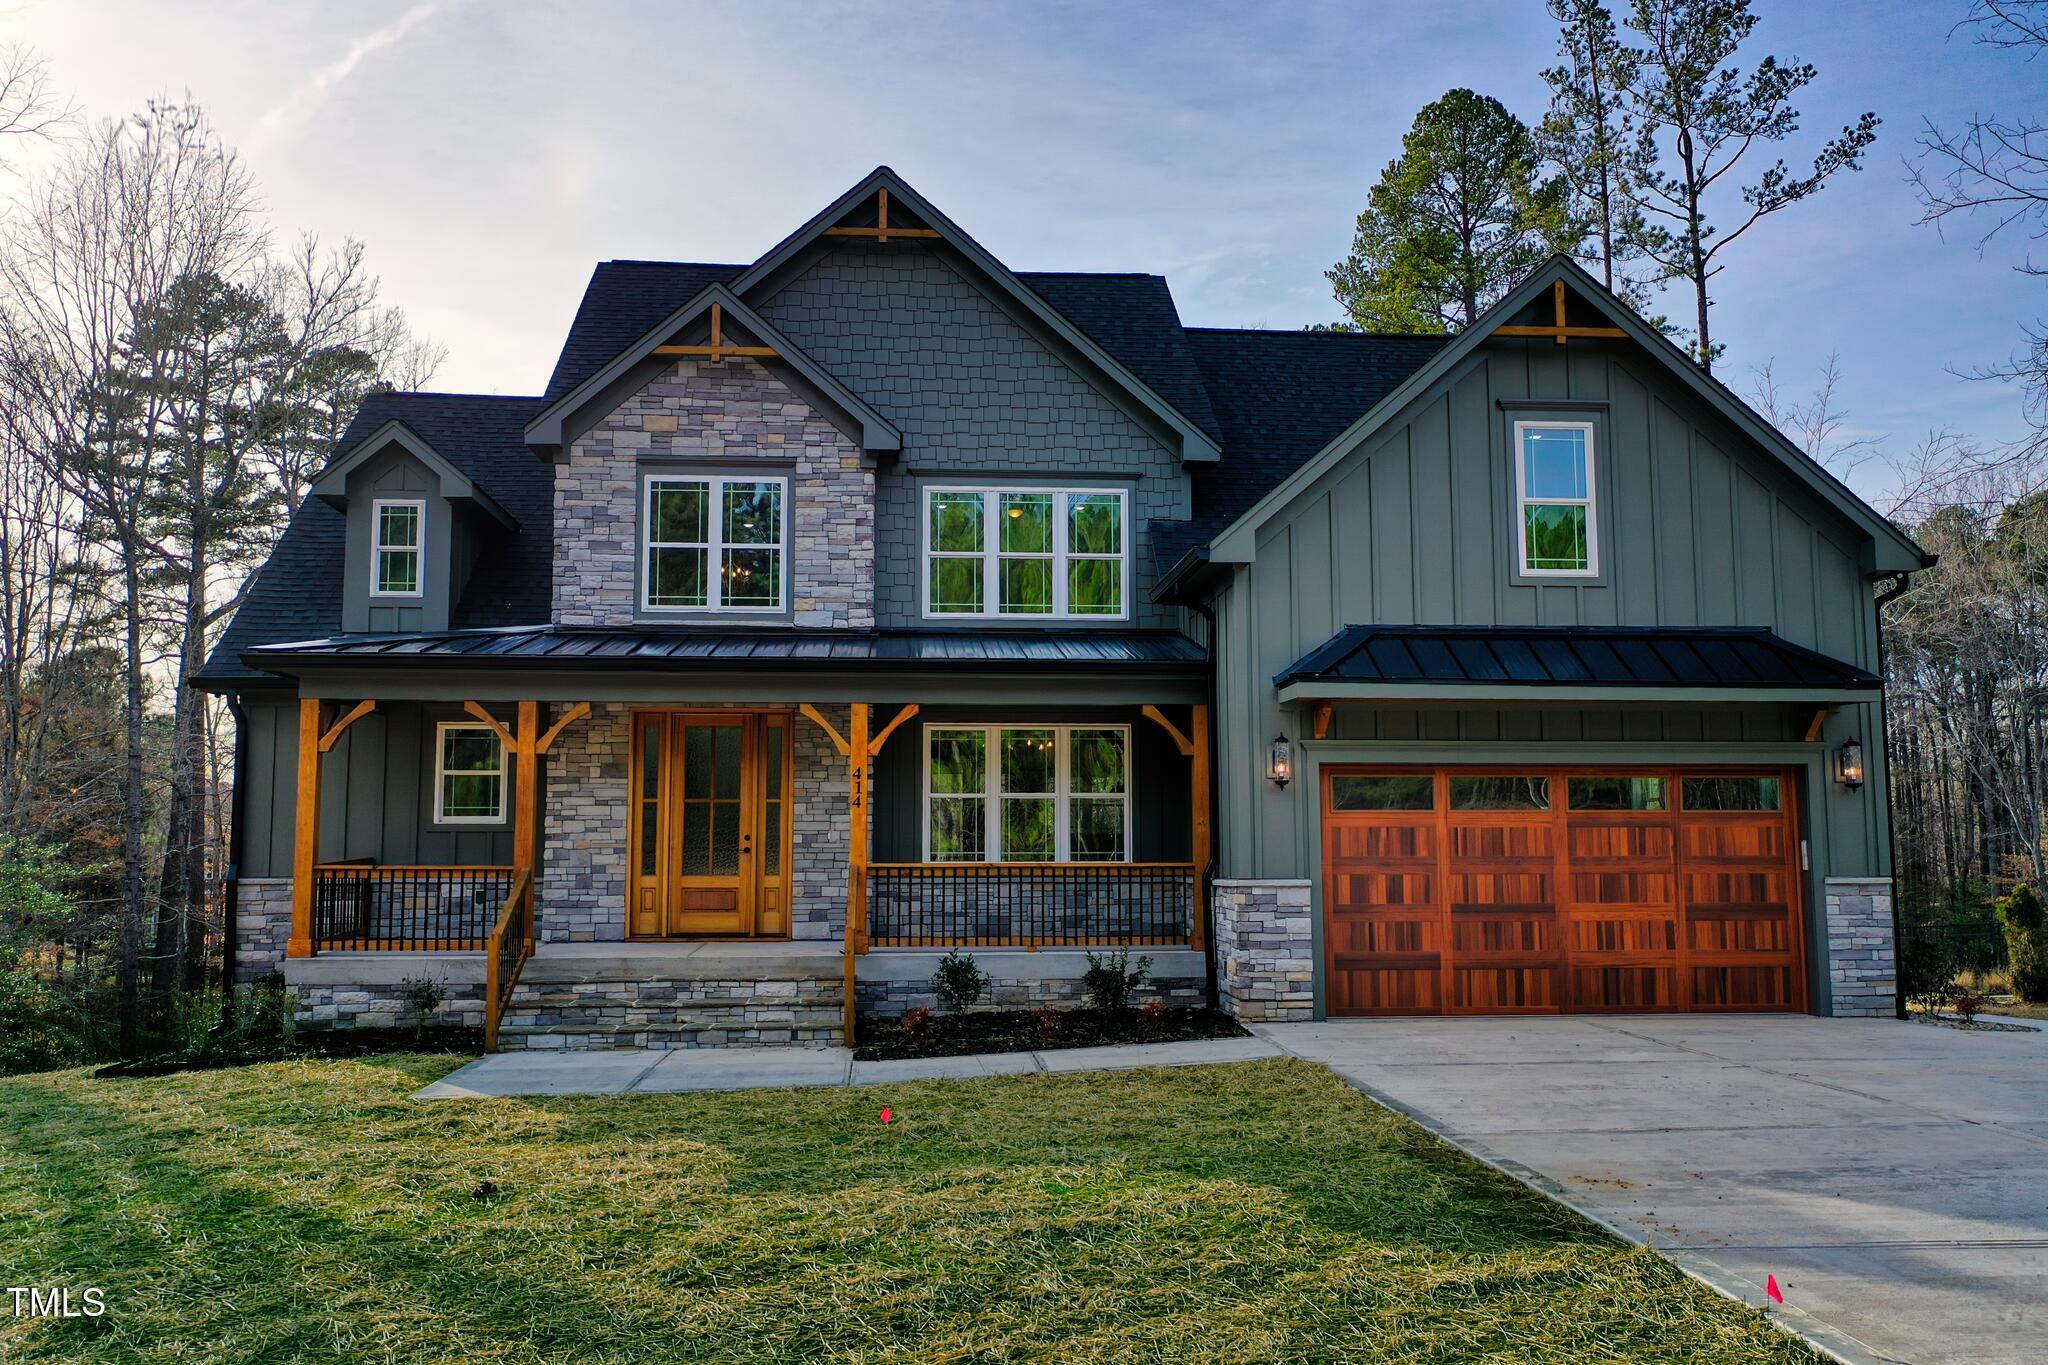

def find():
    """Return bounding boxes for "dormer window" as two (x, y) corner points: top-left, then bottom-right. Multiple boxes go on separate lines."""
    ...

(1514, 421), (1598, 577)
(922, 486), (1127, 620)
(371, 499), (424, 597)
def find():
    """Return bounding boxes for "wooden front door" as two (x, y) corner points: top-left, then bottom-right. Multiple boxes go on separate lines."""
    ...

(628, 711), (792, 939)
(1321, 766), (1808, 1016)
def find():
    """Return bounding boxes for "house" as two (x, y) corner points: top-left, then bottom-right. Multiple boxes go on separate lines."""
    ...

(195, 167), (1927, 1049)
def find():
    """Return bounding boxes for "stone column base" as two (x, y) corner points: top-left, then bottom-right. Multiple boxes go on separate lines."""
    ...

(1212, 879), (1314, 1021)
(233, 878), (294, 984)
(1824, 876), (1897, 1018)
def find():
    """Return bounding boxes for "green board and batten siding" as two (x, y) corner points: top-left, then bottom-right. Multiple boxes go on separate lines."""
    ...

(235, 697), (518, 879)
(1209, 336), (1892, 895)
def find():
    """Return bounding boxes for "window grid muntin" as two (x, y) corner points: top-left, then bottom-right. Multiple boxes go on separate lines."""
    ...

(434, 721), (505, 825)
(641, 474), (788, 614)
(922, 723), (1131, 862)
(370, 498), (425, 598)
(922, 486), (1129, 620)
(1512, 420), (1599, 577)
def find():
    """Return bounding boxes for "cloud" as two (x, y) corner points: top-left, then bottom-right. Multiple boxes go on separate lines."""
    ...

(248, 0), (448, 154)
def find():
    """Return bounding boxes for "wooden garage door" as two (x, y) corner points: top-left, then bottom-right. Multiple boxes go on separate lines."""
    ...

(1321, 767), (1808, 1015)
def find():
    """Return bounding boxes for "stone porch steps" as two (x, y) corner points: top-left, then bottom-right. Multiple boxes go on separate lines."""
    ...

(496, 941), (845, 1051)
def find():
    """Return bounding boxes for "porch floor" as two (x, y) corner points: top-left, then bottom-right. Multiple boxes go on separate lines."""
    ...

(414, 1034), (1285, 1098)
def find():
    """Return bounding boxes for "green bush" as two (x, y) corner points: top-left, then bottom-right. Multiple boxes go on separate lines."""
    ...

(1082, 948), (1152, 1014)
(1996, 883), (2048, 1003)
(399, 974), (447, 1041)
(929, 950), (990, 1015)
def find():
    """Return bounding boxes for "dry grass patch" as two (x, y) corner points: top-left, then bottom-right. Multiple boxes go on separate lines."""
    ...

(0, 1056), (1814, 1362)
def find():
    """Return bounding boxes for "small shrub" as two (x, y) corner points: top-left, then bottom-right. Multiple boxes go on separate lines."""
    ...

(1138, 1000), (1169, 1036)
(398, 975), (446, 1042)
(1030, 1006), (1063, 1041)
(1082, 948), (1152, 1014)
(930, 950), (991, 1015)
(1953, 992), (1985, 1026)
(1901, 930), (1961, 1017)
(1996, 884), (2047, 1003)
(900, 1006), (934, 1036)
(241, 971), (298, 1044)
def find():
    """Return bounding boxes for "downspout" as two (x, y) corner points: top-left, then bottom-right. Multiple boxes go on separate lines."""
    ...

(1874, 571), (1913, 1021)
(1185, 596), (1222, 1014)
(222, 691), (250, 1000)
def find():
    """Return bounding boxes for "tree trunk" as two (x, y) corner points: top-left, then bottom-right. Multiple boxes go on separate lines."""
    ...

(116, 548), (148, 1058)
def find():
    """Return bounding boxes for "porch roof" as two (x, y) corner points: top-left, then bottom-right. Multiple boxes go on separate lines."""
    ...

(1275, 625), (1880, 706)
(243, 625), (1206, 676)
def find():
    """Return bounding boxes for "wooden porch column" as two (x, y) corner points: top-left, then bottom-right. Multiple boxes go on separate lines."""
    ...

(1191, 703), (1210, 954)
(288, 698), (322, 958)
(514, 701), (540, 954)
(843, 703), (870, 1043)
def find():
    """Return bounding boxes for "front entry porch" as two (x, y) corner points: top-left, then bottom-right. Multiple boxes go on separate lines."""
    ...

(265, 689), (1212, 1049)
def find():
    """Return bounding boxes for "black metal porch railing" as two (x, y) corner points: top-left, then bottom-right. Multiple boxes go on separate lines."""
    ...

(312, 864), (516, 951)
(864, 862), (1197, 949)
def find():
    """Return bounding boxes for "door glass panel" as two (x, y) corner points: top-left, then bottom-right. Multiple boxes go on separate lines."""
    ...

(763, 723), (784, 877)
(1683, 776), (1782, 811)
(685, 726), (713, 798)
(639, 804), (659, 877)
(711, 801), (740, 875)
(1569, 776), (1667, 811)
(681, 803), (711, 873)
(713, 725), (742, 799)
(1330, 775), (1435, 811)
(764, 725), (784, 800)
(1449, 776), (1551, 810)
(640, 721), (661, 800)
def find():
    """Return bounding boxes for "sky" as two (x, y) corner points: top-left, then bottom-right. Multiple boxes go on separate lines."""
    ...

(9, 0), (2043, 504)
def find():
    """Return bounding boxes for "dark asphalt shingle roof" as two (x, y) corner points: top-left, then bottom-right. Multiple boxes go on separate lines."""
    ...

(1180, 327), (1450, 552)
(246, 626), (1207, 673)
(1276, 626), (1882, 691)
(209, 259), (1461, 685)
(200, 392), (548, 685)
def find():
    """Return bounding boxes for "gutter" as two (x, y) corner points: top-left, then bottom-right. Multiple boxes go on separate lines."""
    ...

(222, 691), (250, 1000)
(1873, 570), (1916, 1022)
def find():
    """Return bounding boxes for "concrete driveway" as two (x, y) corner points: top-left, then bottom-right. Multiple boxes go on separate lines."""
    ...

(1256, 1014), (2048, 1365)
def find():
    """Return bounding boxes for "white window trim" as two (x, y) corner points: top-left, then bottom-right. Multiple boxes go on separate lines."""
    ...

(1512, 420), (1600, 578)
(434, 721), (506, 826)
(919, 722), (1133, 863)
(640, 473), (790, 614)
(369, 498), (426, 599)
(919, 486), (1131, 620)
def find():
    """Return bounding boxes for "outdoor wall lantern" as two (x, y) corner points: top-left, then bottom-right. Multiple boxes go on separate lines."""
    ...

(1835, 737), (1865, 790)
(1268, 734), (1293, 788)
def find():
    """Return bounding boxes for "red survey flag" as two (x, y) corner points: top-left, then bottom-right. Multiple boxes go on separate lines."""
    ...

(1765, 1274), (1783, 1304)
(880, 1107), (893, 1124)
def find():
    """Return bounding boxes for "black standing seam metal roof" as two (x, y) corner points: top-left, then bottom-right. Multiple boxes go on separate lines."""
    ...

(244, 627), (1208, 673)
(1275, 626), (1881, 691)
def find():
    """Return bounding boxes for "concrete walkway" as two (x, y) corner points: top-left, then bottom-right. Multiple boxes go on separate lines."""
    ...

(413, 1034), (1283, 1099)
(1256, 1014), (2048, 1365)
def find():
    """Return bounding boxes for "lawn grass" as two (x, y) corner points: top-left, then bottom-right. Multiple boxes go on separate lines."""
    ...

(0, 1056), (1814, 1362)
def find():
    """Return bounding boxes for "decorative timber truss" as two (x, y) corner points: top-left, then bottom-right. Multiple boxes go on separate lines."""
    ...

(1493, 279), (1629, 346)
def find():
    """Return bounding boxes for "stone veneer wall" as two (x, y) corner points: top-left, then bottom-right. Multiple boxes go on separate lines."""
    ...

(295, 979), (487, 1031)
(234, 877), (293, 983)
(1824, 876), (1898, 1018)
(1211, 879), (1315, 1021)
(540, 703), (851, 943)
(552, 357), (874, 629)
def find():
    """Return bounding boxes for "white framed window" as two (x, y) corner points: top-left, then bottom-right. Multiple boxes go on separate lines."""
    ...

(434, 722), (505, 825)
(922, 724), (1131, 862)
(370, 499), (425, 597)
(642, 474), (788, 613)
(921, 486), (1128, 619)
(1513, 420), (1598, 576)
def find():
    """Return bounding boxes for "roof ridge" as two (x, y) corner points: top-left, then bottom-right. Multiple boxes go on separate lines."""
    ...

(373, 389), (545, 403)
(1184, 326), (1446, 340)
(599, 258), (747, 269)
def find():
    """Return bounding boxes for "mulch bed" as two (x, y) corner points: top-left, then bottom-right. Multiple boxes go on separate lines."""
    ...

(854, 1006), (1248, 1061)
(1911, 1012), (2041, 1034)
(94, 1025), (484, 1079)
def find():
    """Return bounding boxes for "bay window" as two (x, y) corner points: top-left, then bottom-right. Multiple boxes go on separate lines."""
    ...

(924, 724), (1130, 862)
(923, 486), (1127, 619)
